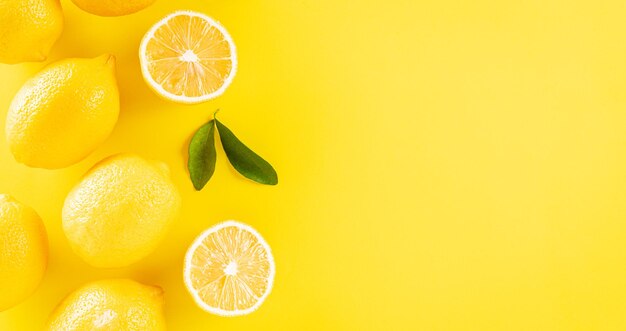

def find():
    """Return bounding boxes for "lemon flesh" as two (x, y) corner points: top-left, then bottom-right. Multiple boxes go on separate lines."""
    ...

(62, 154), (181, 268)
(71, 0), (156, 17)
(0, 0), (64, 64)
(0, 194), (48, 312)
(46, 279), (166, 331)
(5, 55), (120, 169)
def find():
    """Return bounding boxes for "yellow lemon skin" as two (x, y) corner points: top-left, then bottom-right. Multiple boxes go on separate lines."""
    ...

(62, 154), (181, 268)
(0, 194), (48, 312)
(46, 279), (167, 331)
(71, 0), (156, 17)
(0, 0), (63, 64)
(5, 55), (119, 169)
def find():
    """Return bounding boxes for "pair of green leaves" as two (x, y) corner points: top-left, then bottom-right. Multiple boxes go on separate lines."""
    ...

(188, 115), (278, 190)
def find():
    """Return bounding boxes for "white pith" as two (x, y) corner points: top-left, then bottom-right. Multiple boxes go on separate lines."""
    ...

(224, 261), (238, 276)
(180, 50), (199, 63)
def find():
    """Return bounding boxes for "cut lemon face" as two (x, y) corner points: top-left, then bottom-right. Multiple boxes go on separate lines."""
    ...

(139, 11), (237, 104)
(184, 221), (275, 316)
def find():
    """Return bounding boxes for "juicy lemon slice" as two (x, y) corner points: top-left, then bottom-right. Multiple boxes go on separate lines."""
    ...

(139, 11), (237, 104)
(184, 221), (275, 316)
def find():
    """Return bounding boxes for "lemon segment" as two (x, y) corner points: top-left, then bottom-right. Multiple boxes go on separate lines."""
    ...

(139, 11), (237, 104)
(184, 221), (275, 316)
(62, 154), (181, 268)
(0, 194), (48, 312)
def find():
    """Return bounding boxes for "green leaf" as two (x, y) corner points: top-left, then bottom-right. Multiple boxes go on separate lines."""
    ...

(215, 119), (278, 185)
(188, 120), (217, 190)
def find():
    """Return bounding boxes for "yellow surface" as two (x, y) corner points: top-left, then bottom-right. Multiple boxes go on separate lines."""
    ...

(2, 0), (626, 330)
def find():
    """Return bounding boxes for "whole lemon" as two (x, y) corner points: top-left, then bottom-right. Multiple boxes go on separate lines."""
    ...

(46, 279), (166, 330)
(71, 0), (156, 17)
(0, 194), (48, 312)
(62, 154), (181, 268)
(6, 55), (119, 169)
(0, 0), (64, 64)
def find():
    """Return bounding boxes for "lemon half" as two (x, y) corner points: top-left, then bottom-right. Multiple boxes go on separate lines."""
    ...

(184, 220), (275, 316)
(139, 11), (237, 104)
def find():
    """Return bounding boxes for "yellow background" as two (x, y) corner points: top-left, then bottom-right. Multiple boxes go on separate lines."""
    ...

(2, 0), (626, 329)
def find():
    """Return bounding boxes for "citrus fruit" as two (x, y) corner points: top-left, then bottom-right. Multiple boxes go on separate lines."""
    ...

(0, 194), (48, 311)
(184, 220), (275, 316)
(62, 154), (181, 268)
(46, 279), (166, 330)
(0, 0), (63, 64)
(139, 11), (237, 104)
(71, 0), (156, 17)
(5, 55), (119, 169)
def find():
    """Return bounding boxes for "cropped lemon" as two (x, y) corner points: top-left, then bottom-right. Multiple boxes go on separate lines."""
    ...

(139, 11), (237, 104)
(184, 221), (275, 316)
(71, 0), (156, 17)
(46, 279), (166, 330)
(0, 0), (63, 63)
(62, 154), (181, 268)
(6, 55), (119, 169)
(0, 194), (48, 312)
